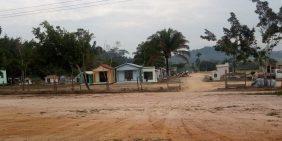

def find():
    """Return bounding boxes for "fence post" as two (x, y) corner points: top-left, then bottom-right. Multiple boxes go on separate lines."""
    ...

(178, 78), (182, 90)
(225, 70), (228, 89)
(245, 72), (247, 88)
(137, 78), (140, 91)
(140, 78), (143, 91)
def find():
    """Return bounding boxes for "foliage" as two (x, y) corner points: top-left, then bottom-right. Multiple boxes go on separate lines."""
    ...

(201, 12), (259, 72)
(133, 41), (165, 67)
(195, 52), (202, 70)
(252, 0), (282, 50)
(198, 61), (217, 71)
(134, 28), (189, 75)
(0, 21), (131, 82)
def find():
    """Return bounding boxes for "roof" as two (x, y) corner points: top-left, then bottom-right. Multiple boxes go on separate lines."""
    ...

(100, 64), (114, 70)
(216, 63), (229, 68)
(277, 61), (282, 66)
(116, 63), (142, 69)
(143, 66), (156, 69)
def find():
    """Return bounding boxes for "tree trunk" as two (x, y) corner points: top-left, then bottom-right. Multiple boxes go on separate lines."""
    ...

(165, 57), (169, 77)
(71, 68), (74, 91)
(76, 64), (90, 91)
(21, 70), (25, 91)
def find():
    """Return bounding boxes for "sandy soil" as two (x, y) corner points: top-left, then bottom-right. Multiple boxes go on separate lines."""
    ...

(0, 73), (281, 141)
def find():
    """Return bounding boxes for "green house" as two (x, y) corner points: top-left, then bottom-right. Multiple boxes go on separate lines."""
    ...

(76, 71), (94, 85)
(0, 70), (7, 85)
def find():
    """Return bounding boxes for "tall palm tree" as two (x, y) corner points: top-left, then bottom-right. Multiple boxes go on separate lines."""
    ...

(150, 28), (188, 76)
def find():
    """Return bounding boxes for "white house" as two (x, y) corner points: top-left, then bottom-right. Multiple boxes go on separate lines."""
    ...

(45, 75), (59, 84)
(116, 63), (142, 83)
(0, 70), (7, 85)
(212, 63), (229, 81)
(142, 67), (158, 83)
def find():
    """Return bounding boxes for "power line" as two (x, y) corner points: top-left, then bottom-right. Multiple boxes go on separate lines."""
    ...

(0, 0), (87, 13)
(0, 0), (110, 16)
(0, 0), (133, 19)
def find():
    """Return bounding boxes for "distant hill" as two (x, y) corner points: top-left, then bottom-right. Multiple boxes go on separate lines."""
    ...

(190, 47), (282, 63)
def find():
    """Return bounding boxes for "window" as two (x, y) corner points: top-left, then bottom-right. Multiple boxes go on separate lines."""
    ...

(214, 73), (218, 78)
(144, 72), (153, 82)
(0, 71), (3, 78)
(125, 70), (133, 81)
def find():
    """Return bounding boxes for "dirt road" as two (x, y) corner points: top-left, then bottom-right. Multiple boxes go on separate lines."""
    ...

(0, 73), (281, 141)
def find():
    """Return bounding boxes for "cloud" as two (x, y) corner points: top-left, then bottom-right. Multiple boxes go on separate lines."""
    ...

(0, 0), (281, 53)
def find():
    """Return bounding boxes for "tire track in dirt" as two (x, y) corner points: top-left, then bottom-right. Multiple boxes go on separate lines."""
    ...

(190, 119), (234, 141)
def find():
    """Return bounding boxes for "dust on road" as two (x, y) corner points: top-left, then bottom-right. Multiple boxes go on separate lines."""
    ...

(0, 73), (281, 141)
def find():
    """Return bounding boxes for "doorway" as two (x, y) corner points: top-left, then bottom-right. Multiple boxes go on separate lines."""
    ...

(99, 71), (108, 83)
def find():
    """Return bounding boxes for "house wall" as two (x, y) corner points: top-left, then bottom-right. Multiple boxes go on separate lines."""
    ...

(77, 73), (93, 84)
(0, 70), (7, 85)
(116, 64), (141, 83)
(212, 64), (229, 81)
(93, 70), (115, 84)
(217, 66), (229, 77)
(45, 78), (59, 84)
(117, 70), (140, 83)
(93, 66), (116, 84)
(142, 67), (157, 83)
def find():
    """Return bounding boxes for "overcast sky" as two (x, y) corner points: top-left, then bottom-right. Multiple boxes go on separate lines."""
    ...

(0, 0), (281, 55)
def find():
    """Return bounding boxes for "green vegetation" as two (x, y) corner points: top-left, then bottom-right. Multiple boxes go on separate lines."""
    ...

(134, 28), (189, 76)
(201, 1), (281, 72)
(0, 0), (281, 83)
(0, 21), (131, 85)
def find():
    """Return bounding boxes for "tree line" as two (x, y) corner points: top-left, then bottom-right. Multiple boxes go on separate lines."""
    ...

(0, 21), (131, 84)
(0, 0), (281, 84)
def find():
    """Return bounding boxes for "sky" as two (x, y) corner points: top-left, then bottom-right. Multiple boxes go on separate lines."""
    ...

(0, 0), (281, 56)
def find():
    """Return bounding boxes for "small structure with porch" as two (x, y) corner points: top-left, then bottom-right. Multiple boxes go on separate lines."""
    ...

(76, 71), (94, 85)
(0, 70), (7, 85)
(93, 64), (116, 84)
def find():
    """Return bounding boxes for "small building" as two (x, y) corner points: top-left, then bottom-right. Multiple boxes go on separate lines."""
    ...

(116, 63), (142, 83)
(0, 70), (7, 85)
(22, 77), (32, 85)
(93, 64), (116, 84)
(59, 76), (75, 84)
(76, 71), (94, 85)
(156, 68), (167, 81)
(45, 75), (59, 84)
(142, 67), (158, 83)
(277, 61), (282, 69)
(212, 63), (229, 81)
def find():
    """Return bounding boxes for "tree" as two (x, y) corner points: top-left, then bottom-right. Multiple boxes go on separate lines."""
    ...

(149, 28), (188, 76)
(105, 41), (130, 67)
(195, 52), (202, 71)
(251, 0), (282, 69)
(32, 21), (97, 90)
(199, 61), (217, 71)
(133, 41), (165, 67)
(252, 0), (282, 51)
(201, 12), (258, 72)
